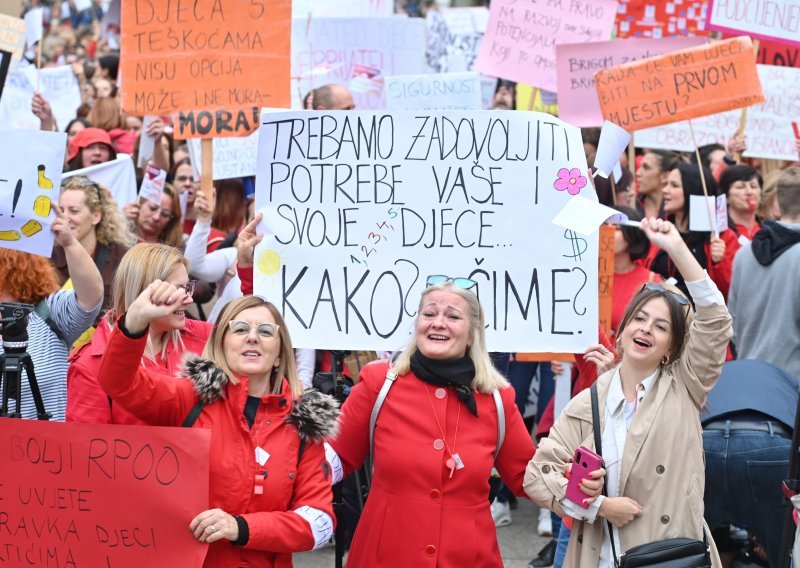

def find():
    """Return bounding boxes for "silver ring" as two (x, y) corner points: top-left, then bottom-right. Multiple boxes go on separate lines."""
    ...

(210, 524), (216, 532)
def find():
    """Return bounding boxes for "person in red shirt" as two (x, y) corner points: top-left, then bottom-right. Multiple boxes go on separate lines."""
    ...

(96, 289), (337, 567)
(718, 165), (763, 243)
(67, 243), (211, 424)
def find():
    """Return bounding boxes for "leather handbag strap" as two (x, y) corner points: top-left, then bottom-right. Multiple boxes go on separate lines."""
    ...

(591, 383), (621, 568)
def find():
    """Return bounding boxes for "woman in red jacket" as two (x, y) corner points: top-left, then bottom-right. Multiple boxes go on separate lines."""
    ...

(644, 163), (740, 299)
(96, 290), (338, 567)
(326, 276), (602, 567)
(67, 243), (211, 424)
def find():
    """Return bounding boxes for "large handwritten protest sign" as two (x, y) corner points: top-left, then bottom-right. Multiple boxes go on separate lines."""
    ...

(0, 13), (24, 59)
(384, 72), (483, 111)
(636, 65), (800, 161)
(426, 7), (489, 74)
(292, 17), (427, 110)
(557, 37), (706, 127)
(0, 420), (209, 567)
(476, 0), (617, 92)
(0, 130), (65, 256)
(254, 110), (598, 352)
(293, 0), (393, 18)
(0, 63), (81, 132)
(707, 0), (800, 48)
(755, 37), (800, 68)
(121, 0), (290, 139)
(595, 37), (764, 131)
(613, 0), (708, 39)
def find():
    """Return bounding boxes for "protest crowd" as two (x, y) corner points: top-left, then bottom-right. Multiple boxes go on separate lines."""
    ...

(1, 0), (800, 567)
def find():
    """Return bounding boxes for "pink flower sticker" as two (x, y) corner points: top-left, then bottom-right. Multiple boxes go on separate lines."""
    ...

(553, 168), (587, 196)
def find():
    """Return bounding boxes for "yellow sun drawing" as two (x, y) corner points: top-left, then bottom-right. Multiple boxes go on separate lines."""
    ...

(257, 241), (287, 285)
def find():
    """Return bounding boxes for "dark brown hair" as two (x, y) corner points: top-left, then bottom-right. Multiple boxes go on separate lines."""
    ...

(616, 285), (690, 363)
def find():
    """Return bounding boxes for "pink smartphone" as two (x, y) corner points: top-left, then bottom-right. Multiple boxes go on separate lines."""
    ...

(565, 446), (604, 509)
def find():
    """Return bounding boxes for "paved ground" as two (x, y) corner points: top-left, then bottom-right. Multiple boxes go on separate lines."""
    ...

(294, 497), (552, 567)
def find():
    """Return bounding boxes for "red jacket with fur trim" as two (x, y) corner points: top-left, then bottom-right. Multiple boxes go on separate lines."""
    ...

(97, 321), (338, 568)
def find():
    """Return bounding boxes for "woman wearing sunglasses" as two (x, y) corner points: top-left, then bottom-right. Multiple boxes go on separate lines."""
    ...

(94, 288), (338, 567)
(524, 217), (732, 568)
(67, 243), (211, 425)
(325, 274), (602, 566)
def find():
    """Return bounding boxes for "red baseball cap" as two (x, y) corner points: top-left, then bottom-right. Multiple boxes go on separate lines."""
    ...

(68, 127), (117, 162)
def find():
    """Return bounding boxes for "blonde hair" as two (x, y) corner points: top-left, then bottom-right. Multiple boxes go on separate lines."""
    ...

(392, 282), (509, 394)
(108, 243), (189, 358)
(137, 183), (183, 248)
(204, 296), (302, 397)
(61, 176), (135, 247)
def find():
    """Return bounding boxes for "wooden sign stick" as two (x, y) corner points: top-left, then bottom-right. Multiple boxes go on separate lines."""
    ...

(201, 138), (213, 201)
(688, 119), (717, 239)
(733, 39), (759, 163)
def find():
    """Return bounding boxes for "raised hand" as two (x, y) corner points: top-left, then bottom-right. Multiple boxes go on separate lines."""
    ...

(640, 217), (682, 254)
(124, 280), (190, 335)
(32, 92), (56, 132)
(237, 212), (264, 269)
(189, 508), (239, 544)
(583, 344), (616, 375)
(194, 187), (216, 223)
(50, 204), (77, 248)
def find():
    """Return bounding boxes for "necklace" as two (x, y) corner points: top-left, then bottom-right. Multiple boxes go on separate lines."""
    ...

(425, 385), (463, 478)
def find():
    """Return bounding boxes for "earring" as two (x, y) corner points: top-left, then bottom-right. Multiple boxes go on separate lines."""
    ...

(661, 355), (670, 365)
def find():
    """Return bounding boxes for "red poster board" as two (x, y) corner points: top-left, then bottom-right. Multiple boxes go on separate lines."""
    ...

(121, 1), (291, 139)
(0, 420), (210, 567)
(613, 0), (709, 39)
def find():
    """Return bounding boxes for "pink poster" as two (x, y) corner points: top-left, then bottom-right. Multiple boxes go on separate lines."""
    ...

(476, 0), (617, 92)
(556, 37), (706, 127)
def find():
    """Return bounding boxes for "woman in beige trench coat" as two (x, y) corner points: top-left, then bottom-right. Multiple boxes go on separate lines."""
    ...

(524, 218), (731, 568)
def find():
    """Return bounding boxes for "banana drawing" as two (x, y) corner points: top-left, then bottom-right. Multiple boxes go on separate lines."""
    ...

(0, 230), (21, 241)
(33, 196), (51, 217)
(38, 165), (53, 189)
(21, 220), (42, 236)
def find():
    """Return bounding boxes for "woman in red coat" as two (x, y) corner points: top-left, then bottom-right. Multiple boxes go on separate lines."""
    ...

(67, 243), (211, 425)
(644, 163), (740, 300)
(96, 290), (338, 568)
(327, 276), (602, 567)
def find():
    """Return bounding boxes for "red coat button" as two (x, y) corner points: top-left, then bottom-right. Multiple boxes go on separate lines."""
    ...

(430, 489), (441, 500)
(425, 544), (436, 556)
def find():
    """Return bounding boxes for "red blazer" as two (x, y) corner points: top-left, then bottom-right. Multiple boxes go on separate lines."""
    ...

(97, 322), (335, 568)
(66, 317), (211, 424)
(331, 361), (535, 567)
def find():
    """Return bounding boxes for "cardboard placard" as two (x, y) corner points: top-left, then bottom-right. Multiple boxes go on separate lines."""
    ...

(121, 0), (291, 139)
(556, 37), (706, 127)
(254, 110), (598, 353)
(384, 71), (483, 111)
(595, 37), (765, 131)
(0, 13), (24, 59)
(0, 420), (210, 567)
(476, 0), (617, 92)
(0, 129), (65, 256)
(425, 7), (489, 74)
(292, 0), (394, 18)
(636, 64), (800, 161)
(613, 0), (708, 39)
(707, 0), (800, 48)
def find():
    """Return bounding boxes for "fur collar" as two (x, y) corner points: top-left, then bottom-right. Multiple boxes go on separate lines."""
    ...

(181, 354), (339, 442)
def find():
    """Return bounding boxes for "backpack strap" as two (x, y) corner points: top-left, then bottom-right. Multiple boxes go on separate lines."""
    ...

(369, 370), (397, 463)
(181, 400), (205, 428)
(94, 245), (111, 273)
(492, 388), (505, 460)
(34, 299), (66, 343)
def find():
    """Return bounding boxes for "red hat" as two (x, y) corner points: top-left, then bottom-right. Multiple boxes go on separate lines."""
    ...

(68, 128), (117, 162)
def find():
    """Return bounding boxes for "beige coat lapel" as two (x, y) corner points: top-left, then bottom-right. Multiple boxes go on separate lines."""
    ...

(619, 367), (672, 494)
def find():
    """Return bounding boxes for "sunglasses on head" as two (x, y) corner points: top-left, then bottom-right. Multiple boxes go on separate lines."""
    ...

(426, 275), (477, 290)
(640, 283), (691, 307)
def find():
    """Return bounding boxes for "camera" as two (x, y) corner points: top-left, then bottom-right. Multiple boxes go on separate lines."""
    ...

(0, 303), (34, 346)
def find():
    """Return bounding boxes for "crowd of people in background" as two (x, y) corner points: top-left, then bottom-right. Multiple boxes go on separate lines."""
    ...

(1, 1), (800, 568)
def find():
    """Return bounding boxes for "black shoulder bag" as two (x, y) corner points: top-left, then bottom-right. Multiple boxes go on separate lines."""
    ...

(590, 383), (710, 568)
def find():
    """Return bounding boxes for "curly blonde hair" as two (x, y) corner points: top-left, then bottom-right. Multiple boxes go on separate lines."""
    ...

(60, 176), (135, 247)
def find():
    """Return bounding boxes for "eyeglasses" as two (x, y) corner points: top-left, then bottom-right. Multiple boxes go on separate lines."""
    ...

(426, 275), (477, 290)
(228, 320), (281, 339)
(640, 283), (691, 307)
(177, 280), (197, 296)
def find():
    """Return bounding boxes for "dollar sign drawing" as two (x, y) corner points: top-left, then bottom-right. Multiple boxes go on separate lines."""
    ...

(562, 229), (588, 262)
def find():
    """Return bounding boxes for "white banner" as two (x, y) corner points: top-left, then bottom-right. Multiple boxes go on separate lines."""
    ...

(0, 129), (65, 256)
(0, 63), (81, 133)
(255, 110), (598, 352)
(292, 0), (393, 18)
(426, 7), (489, 74)
(636, 65), (800, 161)
(291, 17), (428, 110)
(62, 154), (138, 210)
(384, 71), (483, 111)
(188, 130), (260, 180)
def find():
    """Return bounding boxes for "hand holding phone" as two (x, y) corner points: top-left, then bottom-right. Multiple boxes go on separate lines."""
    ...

(565, 446), (604, 509)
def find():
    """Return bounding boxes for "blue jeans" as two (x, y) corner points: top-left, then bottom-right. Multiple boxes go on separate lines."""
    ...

(554, 521), (571, 568)
(703, 423), (791, 568)
(507, 361), (555, 418)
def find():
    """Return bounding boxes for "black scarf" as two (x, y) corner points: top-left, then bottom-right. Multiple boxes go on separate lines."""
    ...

(410, 350), (478, 416)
